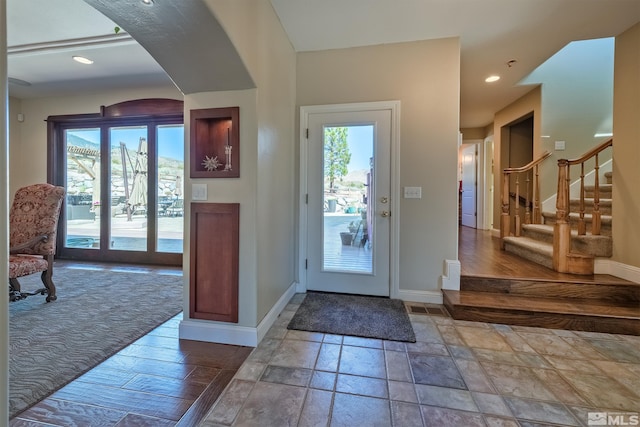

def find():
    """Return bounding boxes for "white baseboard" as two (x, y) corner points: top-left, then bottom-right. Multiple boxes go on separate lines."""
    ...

(179, 320), (258, 347)
(256, 282), (298, 343)
(179, 281), (298, 347)
(440, 259), (461, 291)
(396, 289), (443, 304)
(595, 259), (640, 283)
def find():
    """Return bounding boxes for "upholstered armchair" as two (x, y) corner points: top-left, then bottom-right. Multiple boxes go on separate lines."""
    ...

(9, 183), (65, 302)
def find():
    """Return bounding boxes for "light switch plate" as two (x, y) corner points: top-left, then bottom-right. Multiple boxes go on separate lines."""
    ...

(555, 140), (566, 150)
(192, 183), (207, 201)
(404, 186), (422, 199)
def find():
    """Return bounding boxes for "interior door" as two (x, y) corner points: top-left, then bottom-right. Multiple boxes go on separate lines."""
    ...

(461, 144), (477, 228)
(306, 109), (391, 296)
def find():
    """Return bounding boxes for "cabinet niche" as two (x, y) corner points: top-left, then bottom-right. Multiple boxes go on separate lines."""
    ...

(190, 107), (239, 178)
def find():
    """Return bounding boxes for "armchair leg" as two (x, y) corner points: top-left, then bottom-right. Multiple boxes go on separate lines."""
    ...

(9, 278), (24, 302)
(41, 270), (57, 302)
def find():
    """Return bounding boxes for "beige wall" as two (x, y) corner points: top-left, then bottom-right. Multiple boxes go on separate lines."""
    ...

(492, 86), (542, 230)
(203, 0), (297, 324)
(9, 85), (182, 197)
(183, 90), (260, 327)
(297, 38), (460, 293)
(612, 22), (640, 268)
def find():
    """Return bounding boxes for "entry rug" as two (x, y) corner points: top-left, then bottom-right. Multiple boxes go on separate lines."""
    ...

(287, 292), (416, 342)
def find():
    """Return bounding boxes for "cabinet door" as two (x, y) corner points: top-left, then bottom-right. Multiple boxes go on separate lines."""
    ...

(189, 203), (239, 322)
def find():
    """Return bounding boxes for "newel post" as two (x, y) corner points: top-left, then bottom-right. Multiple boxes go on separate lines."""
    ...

(553, 159), (571, 272)
(500, 172), (510, 249)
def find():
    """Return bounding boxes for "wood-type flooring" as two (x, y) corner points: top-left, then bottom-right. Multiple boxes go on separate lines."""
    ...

(9, 263), (253, 426)
(449, 226), (640, 335)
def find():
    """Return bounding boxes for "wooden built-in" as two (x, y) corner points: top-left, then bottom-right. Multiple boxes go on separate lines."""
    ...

(190, 107), (240, 178)
(189, 202), (239, 322)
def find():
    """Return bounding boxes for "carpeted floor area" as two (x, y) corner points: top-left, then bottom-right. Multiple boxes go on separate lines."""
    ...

(287, 292), (416, 342)
(8, 265), (183, 418)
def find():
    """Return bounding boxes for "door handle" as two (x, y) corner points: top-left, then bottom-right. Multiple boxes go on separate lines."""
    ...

(381, 211), (390, 218)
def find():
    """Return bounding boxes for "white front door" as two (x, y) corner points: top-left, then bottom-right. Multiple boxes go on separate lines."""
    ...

(303, 107), (393, 296)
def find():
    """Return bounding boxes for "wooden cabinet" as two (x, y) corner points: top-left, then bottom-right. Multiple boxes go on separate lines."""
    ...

(189, 203), (239, 322)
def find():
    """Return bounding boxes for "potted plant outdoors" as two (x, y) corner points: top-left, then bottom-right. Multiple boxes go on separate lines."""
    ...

(340, 220), (360, 246)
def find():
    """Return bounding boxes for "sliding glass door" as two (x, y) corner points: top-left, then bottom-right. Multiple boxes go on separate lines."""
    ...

(50, 102), (184, 266)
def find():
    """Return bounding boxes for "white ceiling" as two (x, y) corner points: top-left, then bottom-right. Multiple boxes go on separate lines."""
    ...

(7, 0), (640, 128)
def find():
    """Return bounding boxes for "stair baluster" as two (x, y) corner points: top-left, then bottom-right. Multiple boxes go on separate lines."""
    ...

(553, 138), (612, 274)
(500, 151), (552, 247)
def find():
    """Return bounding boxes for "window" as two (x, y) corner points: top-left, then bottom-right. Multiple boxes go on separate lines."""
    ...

(48, 99), (184, 266)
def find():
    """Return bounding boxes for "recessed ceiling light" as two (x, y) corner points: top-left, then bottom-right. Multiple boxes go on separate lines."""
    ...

(142, 0), (154, 5)
(485, 75), (500, 83)
(73, 56), (94, 65)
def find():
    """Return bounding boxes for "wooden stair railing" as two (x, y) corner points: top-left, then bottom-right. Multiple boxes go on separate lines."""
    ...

(500, 151), (552, 248)
(553, 138), (613, 274)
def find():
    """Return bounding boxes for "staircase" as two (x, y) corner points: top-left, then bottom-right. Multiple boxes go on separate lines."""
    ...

(502, 171), (613, 272)
(443, 272), (640, 335)
(445, 139), (640, 335)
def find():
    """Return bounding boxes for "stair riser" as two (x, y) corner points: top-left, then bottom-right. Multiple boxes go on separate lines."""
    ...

(543, 216), (612, 236)
(572, 238), (612, 258)
(584, 184), (612, 197)
(503, 241), (553, 270)
(521, 228), (612, 257)
(522, 227), (553, 244)
(569, 200), (611, 215)
(584, 190), (612, 199)
(460, 276), (639, 304)
(443, 303), (640, 336)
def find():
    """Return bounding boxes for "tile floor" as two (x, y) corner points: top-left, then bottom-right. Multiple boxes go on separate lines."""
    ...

(200, 295), (640, 427)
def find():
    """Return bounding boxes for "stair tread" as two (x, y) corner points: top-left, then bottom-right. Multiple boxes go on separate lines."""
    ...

(570, 198), (612, 204)
(585, 184), (612, 189)
(443, 290), (640, 319)
(523, 223), (612, 240)
(461, 273), (639, 286)
(542, 211), (612, 222)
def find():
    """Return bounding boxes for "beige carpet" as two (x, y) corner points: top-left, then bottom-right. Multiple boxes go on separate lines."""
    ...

(8, 266), (183, 418)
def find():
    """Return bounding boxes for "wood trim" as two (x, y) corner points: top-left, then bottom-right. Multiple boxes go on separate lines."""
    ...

(189, 203), (239, 323)
(566, 138), (613, 166)
(101, 98), (184, 118)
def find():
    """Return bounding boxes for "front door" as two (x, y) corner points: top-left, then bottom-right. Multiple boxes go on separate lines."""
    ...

(304, 107), (393, 296)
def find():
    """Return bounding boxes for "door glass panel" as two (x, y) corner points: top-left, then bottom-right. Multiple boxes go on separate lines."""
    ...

(323, 125), (373, 273)
(109, 126), (148, 251)
(156, 124), (184, 253)
(64, 128), (101, 249)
